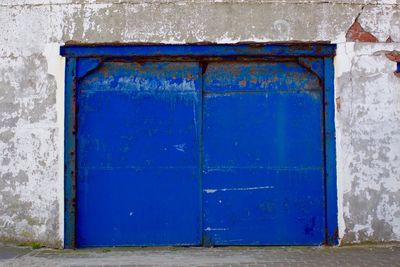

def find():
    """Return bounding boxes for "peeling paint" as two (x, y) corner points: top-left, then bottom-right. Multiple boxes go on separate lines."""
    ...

(346, 21), (379, 42)
(335, 42), (400, 243)
(43, 43), (65, 248)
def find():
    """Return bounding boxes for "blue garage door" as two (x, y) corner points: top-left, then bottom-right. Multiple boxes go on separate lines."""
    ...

(202, 62), (324, 245)
(74, 55), (329, 247)
(76, 62), (202, 246)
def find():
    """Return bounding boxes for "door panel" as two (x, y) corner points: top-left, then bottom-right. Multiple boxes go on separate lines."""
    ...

(203, 92), (323, 168)
(202, 62), (325, 245)
(203, 168), (324, 245)
(76, 61), (201, 247)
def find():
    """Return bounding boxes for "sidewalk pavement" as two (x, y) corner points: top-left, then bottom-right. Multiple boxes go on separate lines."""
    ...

(1, 244), (399, 267)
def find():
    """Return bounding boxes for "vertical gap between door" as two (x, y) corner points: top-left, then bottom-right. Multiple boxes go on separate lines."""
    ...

(199, 61), (205, 246)
(322, 58), (329, 245)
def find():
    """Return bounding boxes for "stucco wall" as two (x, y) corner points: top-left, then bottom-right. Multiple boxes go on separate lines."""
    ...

(0, 0), (399, 247)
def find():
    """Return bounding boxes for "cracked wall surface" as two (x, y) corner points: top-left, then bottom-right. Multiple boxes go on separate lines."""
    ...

(0, 0), (400, 247)
(336, 43), (400, 243)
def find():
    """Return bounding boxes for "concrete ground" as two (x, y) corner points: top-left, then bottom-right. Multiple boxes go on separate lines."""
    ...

(1, 244), (400, 267)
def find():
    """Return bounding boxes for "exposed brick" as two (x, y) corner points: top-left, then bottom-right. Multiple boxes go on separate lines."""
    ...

(346, 21), (378, 42)
(386, 52), (400, 62)
(386, 36), (394, 43)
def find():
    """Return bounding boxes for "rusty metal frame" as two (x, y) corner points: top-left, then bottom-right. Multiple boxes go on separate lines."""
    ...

(64, 57), (77, 248)
(323, 57), (338, 244)
(62, 43), (337, 248)
(60, 43), (335, 58)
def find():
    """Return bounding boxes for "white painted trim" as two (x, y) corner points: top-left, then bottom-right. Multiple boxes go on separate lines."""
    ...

(334, 42), (356, 244)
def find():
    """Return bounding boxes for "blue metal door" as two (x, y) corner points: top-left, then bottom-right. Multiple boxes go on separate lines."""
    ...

(76, 61), (202, 246)
(67, 45), (336, 247)
(202, 61), (325, 245)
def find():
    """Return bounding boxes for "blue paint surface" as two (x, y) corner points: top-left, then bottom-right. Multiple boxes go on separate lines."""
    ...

(70, 47), (336, 247)
(76, 61), (202, 246)
(203, 62), (325, 245)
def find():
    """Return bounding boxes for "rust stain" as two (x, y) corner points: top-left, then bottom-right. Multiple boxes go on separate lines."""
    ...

(72, 78), (77, 135)
(97, 65), (111, 76)
(232, 69), (241, 75)
(336, 97), (341, 112)
(288, 44), (314, 52)
(346, 21), (378, 42)
(187, 73), (195, 80)
(239, 80), (247, 87)
(315, 46), (323, 54)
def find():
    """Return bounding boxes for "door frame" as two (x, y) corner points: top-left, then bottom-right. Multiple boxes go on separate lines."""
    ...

(60, 43), (337, 248)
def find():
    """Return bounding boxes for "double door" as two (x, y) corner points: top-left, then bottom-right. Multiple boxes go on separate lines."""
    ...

(76, 59), (325, 247)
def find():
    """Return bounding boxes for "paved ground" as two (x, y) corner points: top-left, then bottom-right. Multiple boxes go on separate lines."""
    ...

(1, 244), (400, 267)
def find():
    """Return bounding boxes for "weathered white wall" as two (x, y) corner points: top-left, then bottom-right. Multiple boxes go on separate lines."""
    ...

(0, 0), (399, 247)
(336, 42), (400, 242)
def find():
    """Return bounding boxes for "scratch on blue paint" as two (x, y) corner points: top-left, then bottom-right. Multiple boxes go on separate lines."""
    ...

(174, 144), (186, 152)
(204, 186), (274, 194)
(205, 227), (229, 231)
